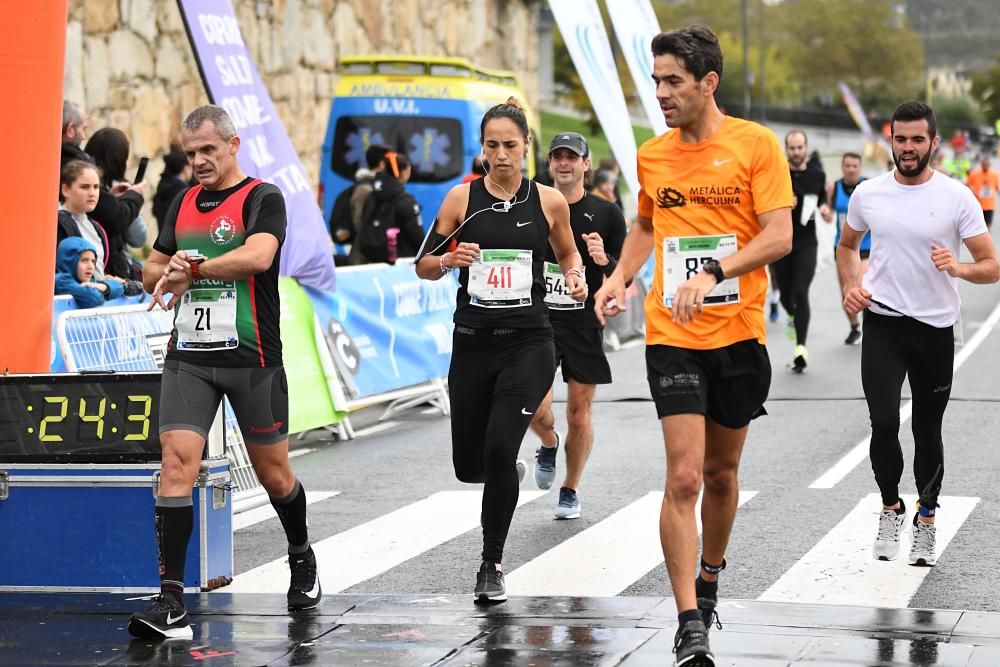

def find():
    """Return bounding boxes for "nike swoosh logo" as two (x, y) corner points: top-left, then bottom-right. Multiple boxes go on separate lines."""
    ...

(166, 611), (186, 624)
(521, 408), (533, 415)
(306, 578), (321, 598)
(713, 158), (734, 167)
(516, 221), (534, 227)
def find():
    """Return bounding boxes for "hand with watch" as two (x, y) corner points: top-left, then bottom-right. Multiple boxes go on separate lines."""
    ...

(670, 257), (726, 326)
(148, 250), (198, 311)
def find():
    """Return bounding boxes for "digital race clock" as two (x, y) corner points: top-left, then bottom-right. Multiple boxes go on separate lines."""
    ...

(0, 373), (162, 463)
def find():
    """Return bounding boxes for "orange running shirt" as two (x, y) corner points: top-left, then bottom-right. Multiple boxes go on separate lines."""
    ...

(637, 116), (793, 350)
(966, 168), (999, 211)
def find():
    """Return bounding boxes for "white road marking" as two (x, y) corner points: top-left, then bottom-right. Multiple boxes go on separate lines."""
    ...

(353, 421), (399, 438)
(759, 494), (979, 607)
(810, 298), (1000, 489)
(505, 491), (757, 596)
(222, 490), (545, 594)
(288, 447), (317, 459)
(232, 491), (340, 531)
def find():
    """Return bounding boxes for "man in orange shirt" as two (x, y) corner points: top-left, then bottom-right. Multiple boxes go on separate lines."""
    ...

(966, 154), (999, 228)
(595, 25), (792, 667)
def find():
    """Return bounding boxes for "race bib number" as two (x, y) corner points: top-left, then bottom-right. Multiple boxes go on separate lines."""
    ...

(980, 186), (994, 199)
(543, 262), (583, 310)
(468, 249), (533, 308)
(175, 284), (239, 350)
(662, 234), (739, 308)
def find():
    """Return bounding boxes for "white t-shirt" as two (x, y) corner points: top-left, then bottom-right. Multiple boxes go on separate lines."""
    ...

(847, 170), (987, 327)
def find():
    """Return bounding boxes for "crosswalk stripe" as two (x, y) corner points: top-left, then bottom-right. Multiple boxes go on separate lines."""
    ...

(505, 491), (757, 597)
(759, 494), (979, 608)
(232, 491), (340, 532)
(223, 489), (546, 594)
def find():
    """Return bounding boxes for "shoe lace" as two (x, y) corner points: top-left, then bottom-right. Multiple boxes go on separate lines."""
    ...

(912, 521), (935, 554)
(877, 510), (899, 541)
(289, 555), (316, 591)
(703, 606), (723, 631)
(559, 488), (576, 507)
(673, 623), (707, 654)
(536, 446), (556, 467)
(150, 595), (178, 614)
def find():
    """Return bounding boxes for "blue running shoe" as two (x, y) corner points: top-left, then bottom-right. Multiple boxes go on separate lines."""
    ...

(553, 486), (581, 520)
(533, 432), (560, 490)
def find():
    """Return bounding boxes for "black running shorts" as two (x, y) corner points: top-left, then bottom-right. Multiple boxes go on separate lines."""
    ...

(645, 340), (771, 428)
(553, 324), (612, 385)
(159, 360), (290, 445)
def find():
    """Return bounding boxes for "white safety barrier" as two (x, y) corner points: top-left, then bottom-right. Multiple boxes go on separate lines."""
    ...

(56, 305), (266, 508)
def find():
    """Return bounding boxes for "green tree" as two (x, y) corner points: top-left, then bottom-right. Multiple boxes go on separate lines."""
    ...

(776, 0), (925, 110)
(971, 53), (1000, 126)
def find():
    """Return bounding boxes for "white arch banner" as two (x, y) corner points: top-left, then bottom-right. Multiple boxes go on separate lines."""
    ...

(548, 0), (639, 198)
(605, 0), (669, 136)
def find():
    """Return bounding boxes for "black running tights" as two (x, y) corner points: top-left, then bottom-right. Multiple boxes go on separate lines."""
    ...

(773, 241), (817, 345)
(449, 327), (555, 564)
(862, 311), (953, 509)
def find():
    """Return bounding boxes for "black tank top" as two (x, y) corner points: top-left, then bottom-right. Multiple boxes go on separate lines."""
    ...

(453, 178), (551, 328)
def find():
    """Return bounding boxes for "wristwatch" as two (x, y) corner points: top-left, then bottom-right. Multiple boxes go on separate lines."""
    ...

(189, 256), (206, 281)
(702, 259), (725, 284)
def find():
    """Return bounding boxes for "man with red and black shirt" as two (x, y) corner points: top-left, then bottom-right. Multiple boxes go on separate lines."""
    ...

(129, 105), (320, 640)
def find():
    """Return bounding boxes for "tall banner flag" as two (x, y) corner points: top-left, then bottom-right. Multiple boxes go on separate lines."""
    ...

(838, 81), (877, 143)
(177, 0), (336, 291)
(606, 0), (668, 136)
(548, 0), (640, 198)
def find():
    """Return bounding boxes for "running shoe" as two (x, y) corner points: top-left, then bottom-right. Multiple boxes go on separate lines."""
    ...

(533, 432), (560, 490)
(909, 517), (937, 567)
(791, 345), (808, 373)
(553, 486), (581, 519)
(844, 327), (862, 345)
(127, 595), (193, 639)
(769, 302), (779, 323)
(872, 504), (907, 561)
(786, 315), (796, 341)
(516, 458), (527, 484)
(474, 561), (507, 603)
(287, 547), (322, 610)
(673, 619), (715, 666)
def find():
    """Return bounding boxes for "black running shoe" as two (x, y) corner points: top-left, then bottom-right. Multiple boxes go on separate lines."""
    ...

(673, 619), (715, 666)
(844, 327), (862, 345)
(288, 548), (322, 610)
(127, 595), (193, 639)
(474, 561), (507, 603)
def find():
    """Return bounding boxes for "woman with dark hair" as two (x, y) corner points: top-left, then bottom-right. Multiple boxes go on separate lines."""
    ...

(83, 127), (145, 279)
(154, 144), (193, 227)
(415, 97), (587, 603)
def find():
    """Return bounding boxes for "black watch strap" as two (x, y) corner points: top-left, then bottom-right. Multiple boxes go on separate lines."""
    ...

(703, 259), (725, 283)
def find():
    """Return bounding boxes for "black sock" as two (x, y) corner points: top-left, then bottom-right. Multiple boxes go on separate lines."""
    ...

(155, 497), (193, 603)
(678, 609), (702, 626)
(695, 575), (718, 601)
(271, 479), (309, 553)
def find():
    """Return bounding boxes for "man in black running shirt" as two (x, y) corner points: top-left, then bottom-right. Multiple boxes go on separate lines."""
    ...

(528, 132), (626, 520)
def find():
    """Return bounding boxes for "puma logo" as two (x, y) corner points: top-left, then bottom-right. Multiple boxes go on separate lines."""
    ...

(583, 213), (594, 222)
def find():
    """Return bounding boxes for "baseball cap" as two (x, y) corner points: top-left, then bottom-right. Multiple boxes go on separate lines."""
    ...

(548, 132), (589, 157)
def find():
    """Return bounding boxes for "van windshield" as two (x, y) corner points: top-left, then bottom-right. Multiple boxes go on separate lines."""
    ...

(331, 115), (464, 184)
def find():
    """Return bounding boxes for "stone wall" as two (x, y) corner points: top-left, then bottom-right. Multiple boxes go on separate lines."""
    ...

(64, 0), (541, 225)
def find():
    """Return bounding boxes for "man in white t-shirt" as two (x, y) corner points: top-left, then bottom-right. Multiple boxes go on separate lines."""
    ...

(838, 101), (999, 568)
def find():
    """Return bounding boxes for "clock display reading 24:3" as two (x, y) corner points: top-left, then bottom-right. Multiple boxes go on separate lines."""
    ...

(0, 373), (163, 462)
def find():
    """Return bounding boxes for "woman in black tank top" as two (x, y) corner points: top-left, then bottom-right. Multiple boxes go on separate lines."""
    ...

(415, 99), (587, 603)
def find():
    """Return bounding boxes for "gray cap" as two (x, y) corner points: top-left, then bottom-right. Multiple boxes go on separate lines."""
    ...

(548, 132), (589, 157)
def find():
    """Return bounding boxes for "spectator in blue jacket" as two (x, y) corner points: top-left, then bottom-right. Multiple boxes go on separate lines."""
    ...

(55, 236), (124, 308)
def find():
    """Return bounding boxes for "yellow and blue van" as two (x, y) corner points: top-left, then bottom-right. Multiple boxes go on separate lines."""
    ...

(319, 55), (539, 254)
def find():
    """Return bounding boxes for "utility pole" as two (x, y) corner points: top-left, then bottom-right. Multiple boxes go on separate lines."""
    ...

(742, 0), (751, 118)
(758, 0), (766, 122)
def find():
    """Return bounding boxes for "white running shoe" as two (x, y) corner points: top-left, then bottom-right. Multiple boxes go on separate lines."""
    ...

(909, 518), (937, 567)
(872, 507), (907, 561)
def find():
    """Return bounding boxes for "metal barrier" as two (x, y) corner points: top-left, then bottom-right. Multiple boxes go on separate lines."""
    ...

(55, 304), (266, 508)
